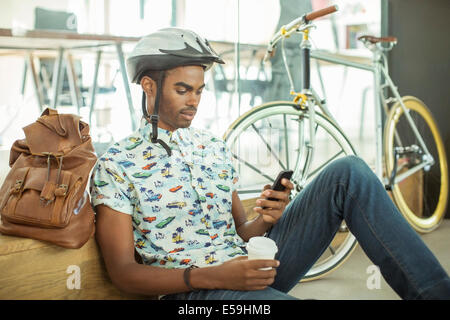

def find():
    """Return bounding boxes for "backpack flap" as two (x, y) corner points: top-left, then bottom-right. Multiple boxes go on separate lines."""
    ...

(23, 108), (83, 155)
(1, 165), (82, 228)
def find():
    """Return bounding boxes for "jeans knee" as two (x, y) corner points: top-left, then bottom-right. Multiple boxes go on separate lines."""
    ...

(328, 155), (373, 181)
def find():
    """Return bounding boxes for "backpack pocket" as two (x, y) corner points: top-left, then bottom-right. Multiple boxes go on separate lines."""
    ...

(1, 166), (82, 228)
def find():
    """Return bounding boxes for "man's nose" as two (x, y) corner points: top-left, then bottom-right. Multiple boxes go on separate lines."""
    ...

(187, 92), (201, 107)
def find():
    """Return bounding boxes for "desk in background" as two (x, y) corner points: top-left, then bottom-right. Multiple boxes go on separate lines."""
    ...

(0, 28), (140, 131)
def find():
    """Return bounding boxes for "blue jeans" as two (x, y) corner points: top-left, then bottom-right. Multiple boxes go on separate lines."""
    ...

(163, 156), (450, 300)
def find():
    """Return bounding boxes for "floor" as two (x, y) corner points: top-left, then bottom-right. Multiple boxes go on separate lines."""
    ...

(288, 220), (450, 300)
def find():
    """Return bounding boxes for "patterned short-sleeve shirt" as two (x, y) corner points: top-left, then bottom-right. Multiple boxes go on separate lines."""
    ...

(90, 118), (247, 268)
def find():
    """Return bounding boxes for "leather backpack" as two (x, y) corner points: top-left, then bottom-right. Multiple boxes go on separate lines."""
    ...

(0, 108), (97, 249)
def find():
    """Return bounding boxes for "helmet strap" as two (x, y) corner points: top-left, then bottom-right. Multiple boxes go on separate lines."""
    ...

(142, 70), (172, 156)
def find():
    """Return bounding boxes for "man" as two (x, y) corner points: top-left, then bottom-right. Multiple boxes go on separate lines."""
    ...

(91, 27), (450, 300)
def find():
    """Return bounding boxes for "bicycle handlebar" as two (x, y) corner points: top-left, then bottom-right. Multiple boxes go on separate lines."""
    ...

(264, 5), (339, 61)
(305, 5), (338, 22)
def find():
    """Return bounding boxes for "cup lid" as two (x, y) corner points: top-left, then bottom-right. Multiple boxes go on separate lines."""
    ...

(247, 236), (278, 252)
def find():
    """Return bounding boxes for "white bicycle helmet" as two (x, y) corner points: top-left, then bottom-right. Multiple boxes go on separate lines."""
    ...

(126, 28), (224, 156)
(127, 27), (224, 83)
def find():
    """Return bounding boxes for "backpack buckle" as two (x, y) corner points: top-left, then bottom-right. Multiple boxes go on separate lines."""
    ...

(12, 179), (23, 193)
(55, 184), (68, 197)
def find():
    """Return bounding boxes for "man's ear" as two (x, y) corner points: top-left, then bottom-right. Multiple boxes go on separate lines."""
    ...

(140, 76), (156, 97)
(140, 76), (157, 113)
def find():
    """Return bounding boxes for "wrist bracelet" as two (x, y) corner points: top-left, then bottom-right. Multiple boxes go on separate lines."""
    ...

(183, 265), (199, 292)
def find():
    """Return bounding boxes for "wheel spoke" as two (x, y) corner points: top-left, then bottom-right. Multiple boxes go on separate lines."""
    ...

(307, 149), (345, 180)
(283, 114), (290, 169)
(232, 152), (274, 182)
(251, 123), (286, 170)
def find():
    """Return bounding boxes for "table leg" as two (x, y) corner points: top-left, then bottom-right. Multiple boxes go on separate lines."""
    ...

(51, 47), (65, 109)
(116, 42), (137, 131)
(66, 52), (83, 115)
(21, 58), (28, 96)
(89, 50), (102, 126)
(27, 52), (45, 113)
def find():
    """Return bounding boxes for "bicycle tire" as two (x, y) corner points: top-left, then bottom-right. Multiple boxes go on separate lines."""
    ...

(223, 100), (358, 281)
(384, 96), (449, 233)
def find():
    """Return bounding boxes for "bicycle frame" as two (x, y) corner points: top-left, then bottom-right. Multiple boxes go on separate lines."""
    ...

(309, 45), (435, 186)
(284, 24), (357, 191)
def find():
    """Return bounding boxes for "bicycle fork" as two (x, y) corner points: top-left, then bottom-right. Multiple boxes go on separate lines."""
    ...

(379, 65), (435, 187)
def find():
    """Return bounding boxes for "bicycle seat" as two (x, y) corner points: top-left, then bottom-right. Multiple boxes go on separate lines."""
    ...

(358, 35), (398, 44)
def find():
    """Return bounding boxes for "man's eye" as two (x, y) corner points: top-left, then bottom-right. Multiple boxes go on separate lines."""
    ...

(176, 90), (187, 95)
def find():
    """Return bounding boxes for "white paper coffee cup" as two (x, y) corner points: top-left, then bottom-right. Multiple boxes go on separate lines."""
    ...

(246, 236), (278, 270)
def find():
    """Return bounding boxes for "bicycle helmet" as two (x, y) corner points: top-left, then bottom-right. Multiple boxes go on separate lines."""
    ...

(126, 27), (224, 156)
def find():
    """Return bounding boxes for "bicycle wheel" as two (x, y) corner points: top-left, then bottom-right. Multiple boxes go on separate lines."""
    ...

(223, 100), (358, 281)
(384, 96), (448, 233)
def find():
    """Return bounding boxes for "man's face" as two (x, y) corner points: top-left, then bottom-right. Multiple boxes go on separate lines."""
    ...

(150, 65), (205, 132)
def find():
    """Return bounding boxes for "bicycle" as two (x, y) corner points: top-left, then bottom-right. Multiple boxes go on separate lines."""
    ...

(223, 5), (448, 282)
(310, 35), (448, 234)
(223, 5), (359, 281)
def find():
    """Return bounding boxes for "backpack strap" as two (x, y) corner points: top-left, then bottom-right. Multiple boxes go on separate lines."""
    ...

(4, 168), (30, 217)
(51, 171), (71, 226)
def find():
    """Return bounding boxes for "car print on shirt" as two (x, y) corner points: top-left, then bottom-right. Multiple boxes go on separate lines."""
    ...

(105, 168), (125, 183)
(180, 259), (191, 265)
(213, 220), (227, 229)
(143, 216), (157, 223)
(205, 192), (215, 199)
(132, 171), (154, 179)
(188, 209), (201, 216)
(107, 147), (121, 155)
(195, 229), (210, 236)
(125, 137), (143, 150)
(210, 234), (218, 240)
(118, 160), (135, 168)
(223, 230), (236, 236)
(216, 184), (230, 192)
(166, 201), (186, 209)
(94, 180), (108, 187)
(144, 193), (162, 202)
(218, 171), (229, 179)
(142, 162), (157, 170)
(228, 251), (243, 257)
(155, 216), (176, 229)
(169, 185), (182, 192)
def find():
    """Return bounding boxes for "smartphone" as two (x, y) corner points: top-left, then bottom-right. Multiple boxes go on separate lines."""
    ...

(264, 170), (293, 206)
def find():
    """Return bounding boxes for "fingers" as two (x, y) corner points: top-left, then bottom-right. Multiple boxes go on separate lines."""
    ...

(281, 178), (294, 191)
(245, 260), (278, 289)
(262, 187), (291, 202)
(246, 259), (280, 271)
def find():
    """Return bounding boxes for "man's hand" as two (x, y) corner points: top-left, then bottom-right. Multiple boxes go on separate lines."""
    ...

(208, 256), (279, 291)
(253, 178), (294, 225)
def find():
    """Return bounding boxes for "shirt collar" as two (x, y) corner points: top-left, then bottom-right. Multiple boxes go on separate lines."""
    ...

(138, 117), (177, 147)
